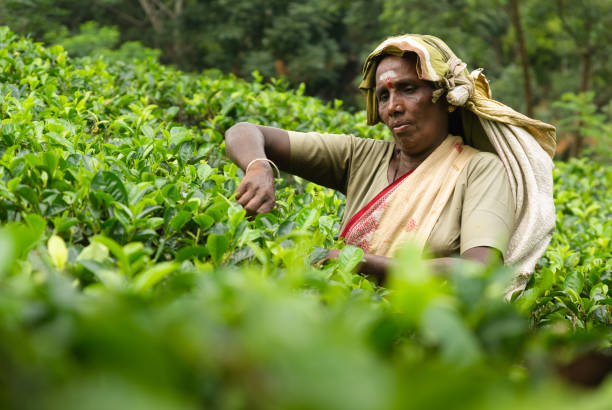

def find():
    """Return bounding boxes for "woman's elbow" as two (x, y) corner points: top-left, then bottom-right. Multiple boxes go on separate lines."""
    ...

(225, 122), (254, 140)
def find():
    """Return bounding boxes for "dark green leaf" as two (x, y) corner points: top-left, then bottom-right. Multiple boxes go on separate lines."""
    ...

(564, 271), (584, 296)
(207, 233), (229, 264)
(338, 245), (363, 273)
(90, 171), (128, 204)
(176, 246), (209, 262)
(170, 210), (191, 231)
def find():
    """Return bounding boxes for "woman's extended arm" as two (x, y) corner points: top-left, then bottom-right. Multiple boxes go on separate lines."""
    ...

(368, 246), (501, 283)
(327, 246), (502, 284)
(225, 122), (290, 215)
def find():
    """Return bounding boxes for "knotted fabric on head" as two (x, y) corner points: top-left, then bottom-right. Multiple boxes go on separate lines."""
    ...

(360, 34), (558, 298)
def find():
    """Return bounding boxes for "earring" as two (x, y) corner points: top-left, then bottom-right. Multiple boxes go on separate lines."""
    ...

(448, 105), (456, 113)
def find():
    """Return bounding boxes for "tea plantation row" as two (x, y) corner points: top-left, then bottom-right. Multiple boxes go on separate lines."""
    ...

(0, 27), (610, 409)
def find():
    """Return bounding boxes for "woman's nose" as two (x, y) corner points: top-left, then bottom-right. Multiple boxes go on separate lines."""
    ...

(386, 92), (403, 116)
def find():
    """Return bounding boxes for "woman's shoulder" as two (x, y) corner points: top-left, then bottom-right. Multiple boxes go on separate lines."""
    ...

(289, 130), (391, 149)
(351, 137), (395, 168)
(352, 135), (394, 150)
(468, 150), (503, 165)
(464, 151), (506, 179)
(455, 151), (510, 194)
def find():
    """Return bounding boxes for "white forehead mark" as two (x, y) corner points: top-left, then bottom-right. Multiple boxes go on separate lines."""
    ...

(378, 70), (398, 82)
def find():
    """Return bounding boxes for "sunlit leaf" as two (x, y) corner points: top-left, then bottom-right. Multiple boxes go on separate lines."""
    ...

(48, 234), (68, 269)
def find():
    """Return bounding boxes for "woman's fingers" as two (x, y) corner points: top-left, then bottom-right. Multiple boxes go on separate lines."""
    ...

(237, 183), (275, 215)
(235, 167), (276, 215)
(236, 183), (255, 206)
(313, 249), (340, 266)
(256, 198), (275, 214)
(235, 180), (248, 201)
(244, 193), (270, 216)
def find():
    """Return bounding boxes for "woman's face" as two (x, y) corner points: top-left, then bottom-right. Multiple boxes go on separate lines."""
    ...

(375, 54), (449, 157)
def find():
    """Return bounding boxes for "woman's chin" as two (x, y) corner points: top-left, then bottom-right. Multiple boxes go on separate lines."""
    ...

(393, 136), (417, 150)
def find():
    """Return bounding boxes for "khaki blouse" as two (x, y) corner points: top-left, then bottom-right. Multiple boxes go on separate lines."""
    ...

(287, 131), (515, 257)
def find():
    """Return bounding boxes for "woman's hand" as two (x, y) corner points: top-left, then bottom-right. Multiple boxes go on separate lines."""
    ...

(314, 249), (340, 266)
(235, 161), (276, 216)
(224, 122), (291, 216)
(314, 249), (386, 285)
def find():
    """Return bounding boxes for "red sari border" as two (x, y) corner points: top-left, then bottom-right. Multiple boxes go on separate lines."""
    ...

(340, 168), (416, 238)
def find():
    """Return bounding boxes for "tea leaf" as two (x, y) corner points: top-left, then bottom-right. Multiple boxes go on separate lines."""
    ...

(47, 235), (68, 269)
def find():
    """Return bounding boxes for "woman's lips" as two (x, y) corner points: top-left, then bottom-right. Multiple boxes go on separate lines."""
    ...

(392, 123), (412, 133)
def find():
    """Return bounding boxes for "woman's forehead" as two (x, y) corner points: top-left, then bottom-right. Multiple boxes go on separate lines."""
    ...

(378, 69), (399, 82)
(375, 55), (418, 83)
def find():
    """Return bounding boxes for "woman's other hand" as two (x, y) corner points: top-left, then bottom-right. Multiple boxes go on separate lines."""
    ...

(313, 249), (340, 266)
(236, 160), (276, 216)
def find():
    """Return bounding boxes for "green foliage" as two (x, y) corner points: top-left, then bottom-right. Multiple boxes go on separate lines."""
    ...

(42, 20), (160, 63)
(45, 21), (120, 57)
(519, 159), (612, 332)
(1, 28), (611, 408)
(102, 41), (161, 63)
(552, 92), (612, 162)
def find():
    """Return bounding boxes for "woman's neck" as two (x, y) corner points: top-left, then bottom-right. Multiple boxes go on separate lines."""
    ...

(395, 134), (448, 178)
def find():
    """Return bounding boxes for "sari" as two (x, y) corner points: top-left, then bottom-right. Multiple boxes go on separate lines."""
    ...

(340, 135), (478, 258)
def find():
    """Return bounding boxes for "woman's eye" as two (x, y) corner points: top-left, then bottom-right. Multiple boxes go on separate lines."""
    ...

(403, 85), (415, 93)
(378, 93), (389, 102)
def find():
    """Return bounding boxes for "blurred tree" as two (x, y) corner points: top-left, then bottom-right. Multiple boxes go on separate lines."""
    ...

(522, 0), (612, 155)
(553, 92), (612, 159)
(553, 0), (612, 99)
(508, 0), (533, 116)
(184, 0), (384, 105)
(45, 21), (120, 57)
(136, 0), (186, 64)
(523, 0), (612, 103)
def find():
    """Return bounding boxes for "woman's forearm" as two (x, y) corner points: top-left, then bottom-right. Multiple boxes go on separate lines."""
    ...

(358, 254), (452, 284)
(225, 123), (277, 215)
(358, 253), (391, 284)
(225, 122), (268, 171)
(357, 248), (495, 284)
(225, 122), (291, 171)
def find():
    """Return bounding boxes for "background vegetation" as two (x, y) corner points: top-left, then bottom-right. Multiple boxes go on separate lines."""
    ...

(1, 0), (611, 156)
(0, 25), (611, 408)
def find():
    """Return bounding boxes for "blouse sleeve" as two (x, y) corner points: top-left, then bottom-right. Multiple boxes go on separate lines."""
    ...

(460, 152), (516, 256)
(288, 131), (355, 193)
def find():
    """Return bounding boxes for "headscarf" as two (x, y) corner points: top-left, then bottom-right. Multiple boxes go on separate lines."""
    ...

(360, 34), (557, 297)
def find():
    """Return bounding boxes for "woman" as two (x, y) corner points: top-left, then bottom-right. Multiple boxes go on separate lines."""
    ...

(225, 34), (556, 295)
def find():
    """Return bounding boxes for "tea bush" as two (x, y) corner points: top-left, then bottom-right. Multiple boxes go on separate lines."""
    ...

(0, 27), (611, 409)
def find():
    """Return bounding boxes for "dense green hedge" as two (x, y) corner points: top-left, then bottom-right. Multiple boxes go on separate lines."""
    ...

(1, 27), (611, 409)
